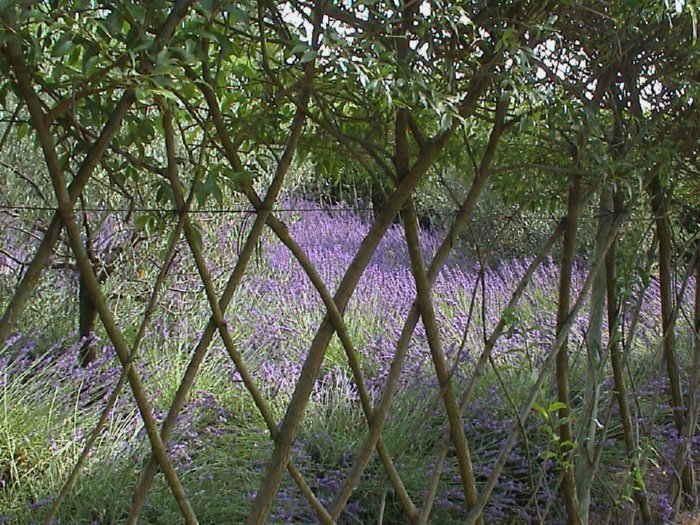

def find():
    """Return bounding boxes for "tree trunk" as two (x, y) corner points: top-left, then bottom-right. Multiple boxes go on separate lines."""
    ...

(78, 271), (98, 366)
(607, 192), (653, 523)
(669, 240), (700, 513)
(574, 190), (612, 523)
(556, 170), (583, 525)
(649, 176), (693, 498)
(371, 178), (389, 219)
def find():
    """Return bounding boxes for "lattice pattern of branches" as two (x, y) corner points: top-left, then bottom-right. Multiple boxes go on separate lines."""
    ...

(1, 1), (699, 524)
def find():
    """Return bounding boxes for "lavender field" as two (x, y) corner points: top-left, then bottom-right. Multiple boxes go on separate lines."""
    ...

(3, 1), (699, 522)
(0, 201), (692, 524)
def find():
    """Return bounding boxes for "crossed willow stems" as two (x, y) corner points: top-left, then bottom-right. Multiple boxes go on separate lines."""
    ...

(1, 3), (666, 525)
(6, 97), (642, 524)
(2, 49), (629, 525)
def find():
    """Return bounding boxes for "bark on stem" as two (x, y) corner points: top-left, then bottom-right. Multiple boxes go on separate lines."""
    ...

(607, 192), (653, 523)
(245, 188), (420, 522)
(55, 196), (198, 524)
(649, 175), (693, 497)
(464, 174), (657, 525)
(555, 169), (583, 525)
(402, 199), (482, 521)
(418, 218), (565, 521)
(0, 0), (195, 348)
(10, 54), (198, 525)
(190, 14), (492, 521)
(157, 105), (336, 524)
(649, 177), (685, 428)
(127, 39), (319, 517)
(574, 190), (611, 524)
(127, 7), (318, 525)
(323, 97), (508, 522)
(246, 119), (449, 525)
(4, 6), (198, 520)
(669, 240), (700, 514)
(244, 83), (476, 525)
(394, 92), (478, 520)
(44, 203), (187, 525)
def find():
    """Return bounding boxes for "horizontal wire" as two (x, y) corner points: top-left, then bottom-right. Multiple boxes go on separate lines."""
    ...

(0, 204), (375, 214)
(0, 203), (662, 223)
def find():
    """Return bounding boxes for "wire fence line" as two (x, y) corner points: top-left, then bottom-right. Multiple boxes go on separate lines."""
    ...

(0, 203), (661, 223)
(0, 204), (375, 214)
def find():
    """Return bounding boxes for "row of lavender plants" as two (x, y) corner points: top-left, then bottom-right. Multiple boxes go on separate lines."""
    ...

(0, 200), (692, 523)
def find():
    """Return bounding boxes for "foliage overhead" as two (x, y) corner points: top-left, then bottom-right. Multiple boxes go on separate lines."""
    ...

(0, 0), (699, 524)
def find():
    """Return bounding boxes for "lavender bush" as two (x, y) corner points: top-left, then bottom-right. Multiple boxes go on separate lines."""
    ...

(0, 200), (694, 524)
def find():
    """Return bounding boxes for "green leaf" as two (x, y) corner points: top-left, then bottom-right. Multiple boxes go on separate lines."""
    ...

(225, 4), (249, 23)
(155, 180), (175, 205)
(83, 54), (100, 74)
(548, 401), (567, 412)
(300, 50), (317, 64)
(223, 168), (256, 184)
(200, 0), (215, 17)
(105, 11), (122, 35)
(134, 214), (150, 232)
(502, 306), (517, 325)
(533, 402), (548, 419)
(52, 34), (74, 57)
(193, 179), (208, 206)
(291, 43), (309, 54)
(15, 122), (30, 141)
(147, 85), (178, 101)
(125, 2), (146, 25)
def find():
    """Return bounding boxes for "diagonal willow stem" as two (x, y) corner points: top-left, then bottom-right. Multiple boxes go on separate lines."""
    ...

(463, 174), (657, 525)
(555, 165), (584, 525)
(613, 233), (698, 519)
(324, 96), (509, 522)
(185, 64), (418, 518)
(44, 195), (190, 524)
(575, 233), (658, 508)
(417, 446), (449, 525)
(247, 136), (455, 523)
(401, 198), (482, 521)
(605, 191), (653, 522)
(670, 241), (700, 515)
(246, 38), (500, 520)
(125, 166), (296, 522)
(7, 41), (199, 525)
(183, 11), (492, 522)
(127, 4), (324, 520)
(135, 48), (418, 520)
(52, 147), (199, 525)
(0, 0), (195, 349)
(157, 104), (336, 523)
(245, 107), (465, 525)
(244, 187), (420, 522)
(415, 217), (565, 522)
(602, 235), (698, 521)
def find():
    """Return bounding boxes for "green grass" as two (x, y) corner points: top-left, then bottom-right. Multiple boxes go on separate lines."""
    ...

(1, 209), (693, 524)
